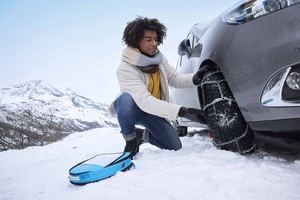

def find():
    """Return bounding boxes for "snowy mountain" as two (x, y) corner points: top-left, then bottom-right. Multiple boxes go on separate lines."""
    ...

(0, 80), (117, 150)
(0, 127), (299, 200)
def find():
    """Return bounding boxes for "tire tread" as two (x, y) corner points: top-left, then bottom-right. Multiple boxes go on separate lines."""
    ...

(201, 68), (255, 154)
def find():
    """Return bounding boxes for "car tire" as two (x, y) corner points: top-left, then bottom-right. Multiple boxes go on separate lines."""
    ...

(200, 65), (256, 154)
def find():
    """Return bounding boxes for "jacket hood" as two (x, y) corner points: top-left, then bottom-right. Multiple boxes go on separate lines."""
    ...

(122, 47), (163, 67)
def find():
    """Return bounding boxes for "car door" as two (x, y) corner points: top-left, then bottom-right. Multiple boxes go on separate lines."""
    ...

(170, 32), (201, 110)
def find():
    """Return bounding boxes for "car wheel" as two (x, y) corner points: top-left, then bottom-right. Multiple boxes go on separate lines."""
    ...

(200, 65), (256, 154)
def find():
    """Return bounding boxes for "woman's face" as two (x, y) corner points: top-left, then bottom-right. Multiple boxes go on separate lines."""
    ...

(138, 30), (158, 57)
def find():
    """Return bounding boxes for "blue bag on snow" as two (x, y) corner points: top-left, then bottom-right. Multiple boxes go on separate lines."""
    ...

(68, 152), (133, 185)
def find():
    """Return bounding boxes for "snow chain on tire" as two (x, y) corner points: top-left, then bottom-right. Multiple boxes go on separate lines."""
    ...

(200, 67), (256, 154)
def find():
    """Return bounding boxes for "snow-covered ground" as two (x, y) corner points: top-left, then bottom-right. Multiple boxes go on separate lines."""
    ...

(1, 127), (300, 200)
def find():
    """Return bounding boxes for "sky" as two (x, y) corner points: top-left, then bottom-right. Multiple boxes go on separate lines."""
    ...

(0, 0), (238, 103)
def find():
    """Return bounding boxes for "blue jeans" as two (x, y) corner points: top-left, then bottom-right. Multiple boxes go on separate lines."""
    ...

(115, 93), (182, 151)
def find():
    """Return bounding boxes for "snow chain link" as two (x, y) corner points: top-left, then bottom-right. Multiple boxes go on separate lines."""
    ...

(212, 125), (256, 154)
(201, 69), (256, 154)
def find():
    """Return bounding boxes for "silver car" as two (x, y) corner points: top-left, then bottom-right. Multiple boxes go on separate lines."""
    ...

(171, 0), (300, 154)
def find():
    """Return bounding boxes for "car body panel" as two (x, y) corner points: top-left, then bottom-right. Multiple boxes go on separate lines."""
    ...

(171, 3), (300, 132)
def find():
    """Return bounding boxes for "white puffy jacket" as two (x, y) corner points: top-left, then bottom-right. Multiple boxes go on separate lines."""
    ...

(109, 47), (195, 121)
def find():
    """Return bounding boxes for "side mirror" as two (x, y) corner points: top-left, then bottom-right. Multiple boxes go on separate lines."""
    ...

(178, 39), (192, 58)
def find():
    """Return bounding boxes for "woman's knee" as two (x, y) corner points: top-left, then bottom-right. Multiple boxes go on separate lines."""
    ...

(117, 93), (134, 104)
(116, 93), (137, 117)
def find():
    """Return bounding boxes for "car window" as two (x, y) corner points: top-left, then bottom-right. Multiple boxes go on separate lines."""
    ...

(187, 33), (194, 48)
(192, 36), (199, 48)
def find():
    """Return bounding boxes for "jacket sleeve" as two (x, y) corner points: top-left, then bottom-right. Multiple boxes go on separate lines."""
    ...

(117, 63), (181, 121)
(162, 56), (195, 88)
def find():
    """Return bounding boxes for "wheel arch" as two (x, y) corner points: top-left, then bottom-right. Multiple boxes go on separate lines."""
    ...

(199, 59), (218, 69)
(198, 59), (240, 109)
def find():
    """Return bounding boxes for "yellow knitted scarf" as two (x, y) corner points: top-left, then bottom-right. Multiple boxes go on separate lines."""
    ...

(148, 70), (161, 99)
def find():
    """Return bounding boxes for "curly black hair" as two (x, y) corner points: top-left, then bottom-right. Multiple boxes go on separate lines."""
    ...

(123, 16), (167, 48)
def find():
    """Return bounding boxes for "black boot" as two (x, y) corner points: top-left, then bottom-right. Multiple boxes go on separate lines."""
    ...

(123, 128), (145, 157)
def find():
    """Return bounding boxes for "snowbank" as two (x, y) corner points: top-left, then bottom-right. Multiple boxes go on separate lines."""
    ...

(0, 128), (299, 200)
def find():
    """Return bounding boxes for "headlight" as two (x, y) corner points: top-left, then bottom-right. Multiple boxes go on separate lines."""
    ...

(261, 64), (300, 106)
(222, 0), (300, 25)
